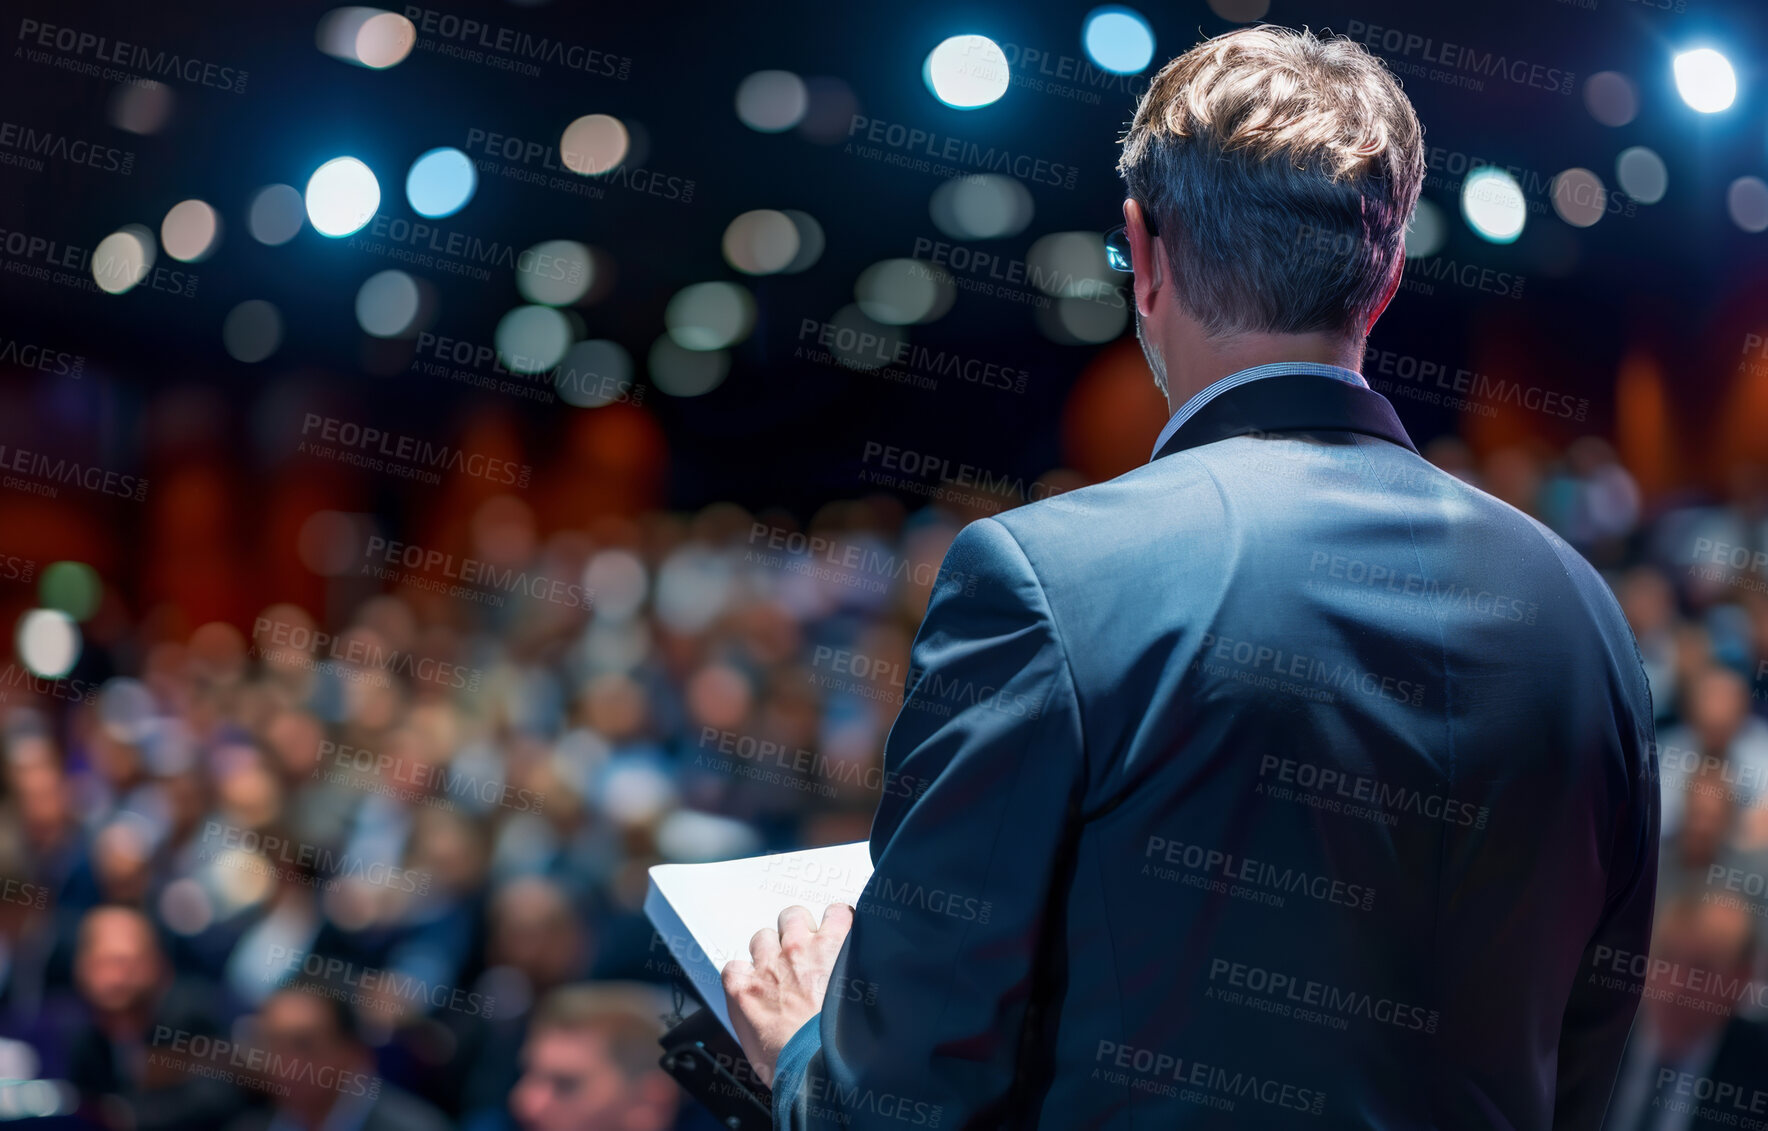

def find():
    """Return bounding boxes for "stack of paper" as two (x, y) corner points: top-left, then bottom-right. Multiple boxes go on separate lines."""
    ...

(645, 841), (874, 1039)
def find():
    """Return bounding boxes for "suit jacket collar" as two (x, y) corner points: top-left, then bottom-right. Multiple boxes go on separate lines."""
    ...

(1151, 371), (1419, 462)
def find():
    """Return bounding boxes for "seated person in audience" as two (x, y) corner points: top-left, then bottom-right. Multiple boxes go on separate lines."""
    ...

(69, 905), (248, 1131)
(1603, 896), (1768, 1130)
(227, 980), (452, 1131)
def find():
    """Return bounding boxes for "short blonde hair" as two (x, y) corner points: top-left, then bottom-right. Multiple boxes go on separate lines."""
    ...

(1117, 25), (1424, 339)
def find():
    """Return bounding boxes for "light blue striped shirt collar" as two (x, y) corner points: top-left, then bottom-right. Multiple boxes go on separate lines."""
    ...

(1149, 361), (1369, 462)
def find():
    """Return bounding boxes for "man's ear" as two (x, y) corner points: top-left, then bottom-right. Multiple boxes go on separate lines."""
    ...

(1123, 198), (1163, 318)
(1365, 255), (1404, 336)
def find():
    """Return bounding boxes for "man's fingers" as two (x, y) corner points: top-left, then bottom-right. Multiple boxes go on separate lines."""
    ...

(778, 904), (816, 947)
(748, 926), (780, 966)
(819, 902), (855, 937)
(721, 959), (754, 993)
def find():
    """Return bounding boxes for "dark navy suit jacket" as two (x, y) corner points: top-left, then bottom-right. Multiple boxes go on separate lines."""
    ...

(772, 370), (1660, 1129)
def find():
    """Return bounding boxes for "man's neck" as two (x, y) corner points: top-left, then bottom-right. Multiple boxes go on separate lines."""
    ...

(1164, 332), (1365, 417)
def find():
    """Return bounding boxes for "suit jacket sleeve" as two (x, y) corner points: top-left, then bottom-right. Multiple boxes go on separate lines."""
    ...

(1551, 645), (1661, 1130)
(771, 516), (1087, 1130)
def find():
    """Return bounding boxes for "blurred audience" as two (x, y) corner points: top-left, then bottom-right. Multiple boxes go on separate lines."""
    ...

(0, 440), (1764, 1126)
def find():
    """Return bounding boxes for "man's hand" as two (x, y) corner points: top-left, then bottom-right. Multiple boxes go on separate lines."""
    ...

(722, 903), (854, 1089)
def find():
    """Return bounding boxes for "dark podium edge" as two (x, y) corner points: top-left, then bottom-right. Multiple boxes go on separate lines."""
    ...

(658, 980), (776, 1130)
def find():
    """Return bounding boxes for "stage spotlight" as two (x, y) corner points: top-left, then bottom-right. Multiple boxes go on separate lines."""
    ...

(305, 157), (380, 237)
(1083, 7), (1154, 75)
(924, 35), (1010, 109)
(1461, 167), (1527, 244)
(405, 147), (477, 218)
(1673, 48), (1736, 113)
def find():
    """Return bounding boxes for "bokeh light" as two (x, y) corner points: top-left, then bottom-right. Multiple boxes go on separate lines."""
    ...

(930, 174), (1034, 240)
(92, 226), (154, 295)
(16, 609), (79, 679)
(248, 184), (306, 245)
(855, 259), (954, 325)
(516, 240), (593, 306)
(1583, 71), (1638, 127)
(723, 210), (800, 275)
(405, 147), (477, 218)
(1026, 231), (1119, 299)
(649, 336), (729, 397)
(108, 80), (173, 134)
(665, 283), (756, 350)
(1616, 147), (1667, 205)
(820, 304), (905, 372)
(1040, 294), (1129, 345)
(316, 7), (416, 68)
(161, 199), (219, 262)
(561, 114), (630, 176)
(797, 76), (860, 144)
(556, 340), (634, 408)
(495, 305), (572, 373)
(39, 562), (101, 622)
(305, 157), (380, 237)
(735, 70), (809, 132)
(1551, 168), (1606, 228)
(1673, 48), (1737, 113)
(354, 11), (416, 67)
(1728, 177), (1768, 233)
(223, 300), (284, 363)
(1461, 167), (1527, 244)
(780, 210), (825, 273)
(1404, 198), (1448, 259)
(924, 35), (1010, 109)
(354, 270), (422, 337)
(1082, 7), (1155, 75)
